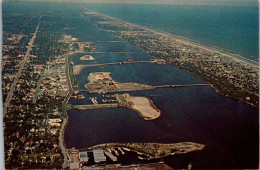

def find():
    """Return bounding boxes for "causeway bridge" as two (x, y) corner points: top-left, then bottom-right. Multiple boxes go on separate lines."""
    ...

(82, 60), (155, 68)
(73, 60), (155, 75)
(84, 51), (146, 54)
(78, 83), (212, 93)
(153, 84), (212, 88)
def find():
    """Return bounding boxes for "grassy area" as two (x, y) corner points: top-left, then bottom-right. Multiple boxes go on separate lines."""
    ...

(116, 94), (128, 106)
(68, 54), (79, 91)
(66, 103), (74, 111)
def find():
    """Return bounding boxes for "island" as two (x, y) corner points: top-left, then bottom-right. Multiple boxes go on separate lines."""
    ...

(80, 55), (94, 60)
(116, 93), (161, 120)
(84, 72), (153, 93)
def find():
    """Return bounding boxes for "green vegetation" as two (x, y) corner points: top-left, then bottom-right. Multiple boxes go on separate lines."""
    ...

(116, 94), (128, 106)
(68, 54), (79, 91)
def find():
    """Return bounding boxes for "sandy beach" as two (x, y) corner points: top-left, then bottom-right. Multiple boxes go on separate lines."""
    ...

(129, 96), (161, 120)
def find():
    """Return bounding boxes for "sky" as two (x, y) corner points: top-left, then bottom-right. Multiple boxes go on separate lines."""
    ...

(4, 0), (259, 6)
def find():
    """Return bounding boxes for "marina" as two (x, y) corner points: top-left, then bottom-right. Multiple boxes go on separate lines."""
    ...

(64, 12), (259, 167)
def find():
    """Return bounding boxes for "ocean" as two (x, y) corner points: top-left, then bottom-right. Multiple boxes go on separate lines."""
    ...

(84, 3), (259, 61)
(3, 2), (258, 61)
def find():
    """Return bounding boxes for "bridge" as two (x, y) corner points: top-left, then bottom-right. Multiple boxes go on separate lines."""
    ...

(73, 60), (155, 75)
(153, 84), (213, 88)
(86, 41), (127, 43)
(78, 83), (212, 93)
(84, 51), (146, 54)
(83, 60), (154, 67)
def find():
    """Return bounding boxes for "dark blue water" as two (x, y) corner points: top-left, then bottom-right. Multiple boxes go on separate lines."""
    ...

(64, 14), (258, 168)
(3, 2), (258, 61)
(84, 3), (259, 61)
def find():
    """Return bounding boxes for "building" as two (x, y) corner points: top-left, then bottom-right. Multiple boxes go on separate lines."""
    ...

(69, 162), (79, 169)
(79, 151), (89, 162)
(93, 149), (106, 163)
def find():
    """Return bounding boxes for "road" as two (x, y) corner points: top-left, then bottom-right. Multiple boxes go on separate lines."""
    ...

(3, 19), (41, 116)
(59, 51), (74, 168)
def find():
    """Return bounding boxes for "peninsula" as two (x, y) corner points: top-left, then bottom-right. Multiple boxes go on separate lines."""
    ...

(83, 11), (259, 107)
(116, 93), (161, 120)
(67, 93), (161, 120)
(84, 72), (211, 93)
(85, 72), (153, 93)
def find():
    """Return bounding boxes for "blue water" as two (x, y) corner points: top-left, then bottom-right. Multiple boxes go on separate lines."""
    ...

(3, 2), (258, 61)
(84, 3), (259, 61)
(64, 14), (258, 167)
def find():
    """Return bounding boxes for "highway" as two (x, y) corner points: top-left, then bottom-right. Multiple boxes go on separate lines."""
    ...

(3, 19), (41, 116)
(59, 51), (74, 169)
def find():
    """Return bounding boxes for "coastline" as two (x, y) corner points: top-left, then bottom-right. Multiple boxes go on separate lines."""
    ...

(86, 11), (258, 107)
(92, 11), (258, 67)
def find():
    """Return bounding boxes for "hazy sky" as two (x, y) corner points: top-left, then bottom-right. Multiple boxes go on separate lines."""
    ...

(11, 0), (258, 6)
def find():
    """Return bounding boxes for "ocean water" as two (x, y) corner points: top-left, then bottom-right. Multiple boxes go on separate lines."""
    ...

(3, 2), (258, 61)
(84, 3), (259, 61)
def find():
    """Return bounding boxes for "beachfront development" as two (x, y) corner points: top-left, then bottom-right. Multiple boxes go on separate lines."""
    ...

(83, 11), (259, 107)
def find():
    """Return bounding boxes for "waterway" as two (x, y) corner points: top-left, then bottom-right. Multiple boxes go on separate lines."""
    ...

(62, 8), (258, 169)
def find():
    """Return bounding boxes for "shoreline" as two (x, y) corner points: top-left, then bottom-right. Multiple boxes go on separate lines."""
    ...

(87, 11), (258, 107)
(91, 11), (258, 67)
(170, 62), (259, 108)
(74, 142), (205, 159)
(128, 96), (161, 120)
